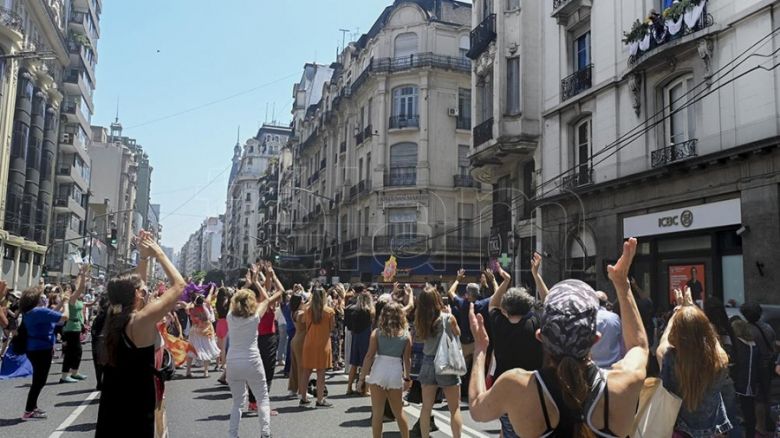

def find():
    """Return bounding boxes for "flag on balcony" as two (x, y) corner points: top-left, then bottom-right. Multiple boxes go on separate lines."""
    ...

(382, 255), (397, 282)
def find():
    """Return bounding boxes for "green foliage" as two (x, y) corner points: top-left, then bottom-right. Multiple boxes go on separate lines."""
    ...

(622, 19), (649, 45)
(191, 270), (206, 283)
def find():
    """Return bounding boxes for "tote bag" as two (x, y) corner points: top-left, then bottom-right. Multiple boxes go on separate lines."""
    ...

(433, 316), (467, 376)
(632, 378), (682, 438)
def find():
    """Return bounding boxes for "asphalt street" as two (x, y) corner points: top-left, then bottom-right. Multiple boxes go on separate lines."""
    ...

(0, 344), (502, 437)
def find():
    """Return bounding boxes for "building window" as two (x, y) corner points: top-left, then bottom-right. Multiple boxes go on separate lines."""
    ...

(507, 0), (520, 10)
(394, 32), (418, 59)
(366, 152), (371, 185)
(459, 35), (470, 60)
(664, 75), (695, 145)
(388, 143), (418, 186)
(458, 145), (470, 176)
(387, 209), (417, 239)
(458, 203), (474, 239)
(573, 118), (592, 185)
(458, 88), (471, 129)
(363, 207), (370, 236)
(574, 31), (591, 72)
(478, 79), (494, 122)
(246, 193), (251, 202)
(506, 57), (520, 115)
(391, 86), (419, 128)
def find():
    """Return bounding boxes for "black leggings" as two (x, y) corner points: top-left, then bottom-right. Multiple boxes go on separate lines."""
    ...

(61, 331), (83, 373)
(26, 349), (54, 412)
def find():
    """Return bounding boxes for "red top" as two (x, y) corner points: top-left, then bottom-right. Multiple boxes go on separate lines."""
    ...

(258, 308), (276, 335)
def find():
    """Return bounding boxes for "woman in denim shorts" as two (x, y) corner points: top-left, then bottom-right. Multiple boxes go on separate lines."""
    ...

(413, 286), (462, 438)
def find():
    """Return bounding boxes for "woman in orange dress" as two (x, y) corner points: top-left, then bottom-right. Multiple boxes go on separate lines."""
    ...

(288, 294), (306, 398)
(300, 288), (335, 407)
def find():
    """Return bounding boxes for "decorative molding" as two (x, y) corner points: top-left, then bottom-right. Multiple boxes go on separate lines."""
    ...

(628, 72), (642, 117)
(697, 37), (714, 85)
(666, 56), (677, 73)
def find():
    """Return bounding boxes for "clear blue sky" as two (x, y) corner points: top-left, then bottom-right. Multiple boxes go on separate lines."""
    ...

(92, 1), (424, 252)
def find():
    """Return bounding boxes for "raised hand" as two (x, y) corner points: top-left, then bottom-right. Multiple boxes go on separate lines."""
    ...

(530, 252), (542, 276)
(456, 269), (466, 282)
(607, 238), (637, 290)
(469, 303), (489, 352)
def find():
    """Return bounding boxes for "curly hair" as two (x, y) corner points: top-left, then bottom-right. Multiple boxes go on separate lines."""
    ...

(378, 302), (407, 337)
(230, 289), (258, 318)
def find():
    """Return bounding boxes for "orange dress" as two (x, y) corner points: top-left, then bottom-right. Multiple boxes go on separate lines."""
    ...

(302, 307), (335, 370)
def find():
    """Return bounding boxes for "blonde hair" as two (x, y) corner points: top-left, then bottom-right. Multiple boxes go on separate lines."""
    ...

(669, 306), (729, 411)
(379, 302), (407, 337)
(230, 289), (257, 318)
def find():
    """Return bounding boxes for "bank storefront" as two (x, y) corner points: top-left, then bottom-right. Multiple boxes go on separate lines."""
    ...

(622, 198), (744, 309)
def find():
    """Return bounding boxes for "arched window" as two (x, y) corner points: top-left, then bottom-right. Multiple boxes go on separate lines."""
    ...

(391, 86), (419, 128)
(459, 35), (470, 60)
(567, 227), (597, 286)
(572, 118), (592, 186)
(388, 142), (417, 186)
(394, 32), (418, 59)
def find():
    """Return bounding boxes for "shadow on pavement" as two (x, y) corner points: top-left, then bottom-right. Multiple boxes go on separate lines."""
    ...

(345, 405), (372, 413)
(63, 422), (97, 432)
(58, 389), (95, 396)
(54, 398), (99, 407)
(196, 414), (231, 422)
(194, 393), (231, 401)
(0, 418), (23, 427)
(191, 386), (229, 394)
(340, 418), (372, 428)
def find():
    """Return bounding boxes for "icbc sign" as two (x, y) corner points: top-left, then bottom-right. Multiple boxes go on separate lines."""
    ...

(658, 210), (694, 228)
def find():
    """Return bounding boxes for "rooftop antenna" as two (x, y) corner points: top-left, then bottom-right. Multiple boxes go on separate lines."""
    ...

(339, 28), (349, 52)
(272, 103), (276, 124)
(264, 103), (269, 123)
(236, 126), (240, 144)
(114, 97), (120, 123)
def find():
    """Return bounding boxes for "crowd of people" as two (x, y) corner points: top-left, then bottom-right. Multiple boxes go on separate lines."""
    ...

(0, 233), (778, 437)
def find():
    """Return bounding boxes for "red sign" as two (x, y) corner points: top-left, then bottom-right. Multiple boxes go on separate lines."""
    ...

(668, 264), (706, 305)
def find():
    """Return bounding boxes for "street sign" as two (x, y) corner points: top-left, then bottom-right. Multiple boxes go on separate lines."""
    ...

(488, 229), (502, 258)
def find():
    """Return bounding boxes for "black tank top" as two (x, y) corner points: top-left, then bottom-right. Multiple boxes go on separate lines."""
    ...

(96, 326), (156, 438)
(535, 363), (620, 438)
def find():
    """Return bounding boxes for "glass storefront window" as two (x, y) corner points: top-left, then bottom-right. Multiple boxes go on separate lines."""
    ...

(722, 255), (744, 306)
(657, 235), (711, 253)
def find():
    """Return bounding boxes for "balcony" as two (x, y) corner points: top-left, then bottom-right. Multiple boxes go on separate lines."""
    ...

(626, 2), (713, 69)
(561, 167), (594, 190)
(374, 235), (428, 254)
(651, 139), (698, 168)
(385, 167), (417, 187)
(363, 125), (373, 141)
(467, 14), (496, 60)
(473, 117), (494, 147)
(350, 53), (471, 96)
(320, 158), (326, 170)
(456, 116), (471, 130)
(349, 180), (371, 200)
(445, 236), (485, 253)
(339, 141), (347, 154)
(561, 64), (593, 101)
(389, 115), (420, 129)
(355, 131), (364, 146)
(551, 0), (593, 25)
(453, 174), (481, 189)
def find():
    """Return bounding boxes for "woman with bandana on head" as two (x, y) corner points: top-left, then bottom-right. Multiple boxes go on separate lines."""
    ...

(468, 238), (649, 438)
(95, 230), (186, 438)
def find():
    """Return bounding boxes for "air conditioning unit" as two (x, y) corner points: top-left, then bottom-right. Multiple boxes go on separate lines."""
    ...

(448, 108), (459, 117)
(61, 133), (72, 144)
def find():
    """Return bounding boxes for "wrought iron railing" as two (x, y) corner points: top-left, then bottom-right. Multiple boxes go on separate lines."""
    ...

(363, 124), (373, 140)
(389, 115), (419, 129)
(446, 236), (485, 252)
(467, 14), (496, 60)
(355, 130), (364, 145)
(453, 174), (480, 189)
(385, 167), (417, 187)
(350, 53), (470, 96)
(628, 6), (714, 66)
(473, 117), (494, 147)
(651, 139), (698, 168)
(561, 64), (593, 101)
(561, 167), (593, 190)
(1, 7), (23, 35)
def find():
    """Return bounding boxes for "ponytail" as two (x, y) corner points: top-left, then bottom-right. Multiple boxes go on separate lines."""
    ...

(555, 356), (596, 438)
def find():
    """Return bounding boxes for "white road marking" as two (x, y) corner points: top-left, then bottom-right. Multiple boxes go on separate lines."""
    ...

(404, 404), (492, 438)
(48, 390), (100, 438)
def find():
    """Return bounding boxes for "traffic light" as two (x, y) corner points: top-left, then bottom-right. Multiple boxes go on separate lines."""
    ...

(110, 228), (118, 246)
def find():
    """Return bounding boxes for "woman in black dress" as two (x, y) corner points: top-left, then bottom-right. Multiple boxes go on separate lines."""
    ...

(95, 231), (186, 437)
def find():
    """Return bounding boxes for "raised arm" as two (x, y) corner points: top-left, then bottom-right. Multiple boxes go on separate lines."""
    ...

(608, 238), (648, 376)
(447, 269), (466, 300)
(57, 292), (71, 324)
(530, 252), (549, 302)
(267, 265), (285, 294)
(133, 237), (187, 329)
(256, 289), (283, 317)
(135, 230), (153, 283)
(488, 267), (511, 311)
(70, 263), (90, 303)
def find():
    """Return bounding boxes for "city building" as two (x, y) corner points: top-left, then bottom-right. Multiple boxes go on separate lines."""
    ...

(282, 0), (488, 285)
(49, 0), (101, 280)
(221, 124), (290, 272)
(0, 0), (78, 288)
(472, 0), (780, 306)
(87, 122), (142, 275)
(178, 216), (223, 276)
